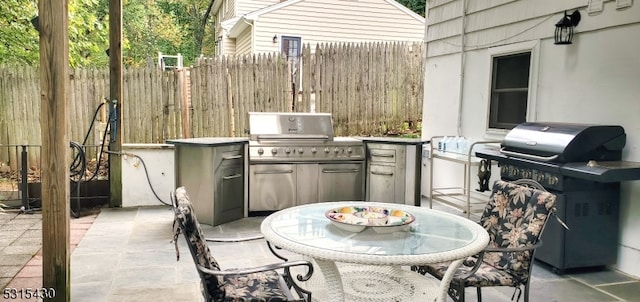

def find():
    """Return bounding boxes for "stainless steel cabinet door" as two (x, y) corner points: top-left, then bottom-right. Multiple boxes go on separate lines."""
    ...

(296, 164), (319, 205)
(317, 162), (364, 202)
(249, 164), (296, 211)
(367, 164), (395, 202)
(217, 165), (244, 225)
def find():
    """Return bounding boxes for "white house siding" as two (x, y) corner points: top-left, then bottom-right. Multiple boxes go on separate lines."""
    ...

(250, 0), (425, 54)
(215, 0), (237, 29)
(235, 27), (253, 56)
(237, 0), (279, 16)
(422, 0), (640, 278)
(222, 37), (236, 55)
(214, 0), (238, 51)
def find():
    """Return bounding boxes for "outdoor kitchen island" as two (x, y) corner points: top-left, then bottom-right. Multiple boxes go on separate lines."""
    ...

(168, 137), (249, 226)
(358, 137), (428, 206)
(169, 113), (427, 225)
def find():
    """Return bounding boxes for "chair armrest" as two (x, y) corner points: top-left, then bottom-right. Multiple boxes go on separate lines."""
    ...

(205, 234), (265, 242)
(197, 260), (314, 281)
(481, 240), (543, 253)
(457, 241), (543, 280)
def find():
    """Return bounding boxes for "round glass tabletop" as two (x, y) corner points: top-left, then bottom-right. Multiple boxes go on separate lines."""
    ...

(261, 201), (488, 264)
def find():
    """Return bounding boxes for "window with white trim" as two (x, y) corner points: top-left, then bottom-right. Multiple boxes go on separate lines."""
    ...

(486, 41), (539, 132)
(489, 52), (531, 129)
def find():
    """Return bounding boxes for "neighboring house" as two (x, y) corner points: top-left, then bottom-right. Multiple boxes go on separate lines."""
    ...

(421, 0), (640, 277)
(212, 0), (425, 58)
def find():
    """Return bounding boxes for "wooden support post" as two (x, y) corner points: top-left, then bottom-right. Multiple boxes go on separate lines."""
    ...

(39, 0), (71, 300)
(109, 0), (123, 207)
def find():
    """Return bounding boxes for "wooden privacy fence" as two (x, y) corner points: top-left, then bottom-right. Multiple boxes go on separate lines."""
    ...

(0, 41), (424, 169)
(295, 42), (424, 136)
(0, 66), (185, 169)
(192, 41), (425, 137)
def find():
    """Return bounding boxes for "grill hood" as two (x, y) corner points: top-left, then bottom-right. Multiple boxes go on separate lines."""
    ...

(501, 122), (626, 163)
(248, 112), (334, 141)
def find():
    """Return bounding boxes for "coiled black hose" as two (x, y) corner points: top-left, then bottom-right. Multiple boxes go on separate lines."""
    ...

(69, 141), (86, 218)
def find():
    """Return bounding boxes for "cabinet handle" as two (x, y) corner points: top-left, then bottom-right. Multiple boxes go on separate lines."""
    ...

(371, 171), (394, 176)
(222, 155), (242, 160)
(322, 168), (360, 173)
(371, 152), (394, 158)
(223, 174), (242, 180)
(255, 170), (294, 175)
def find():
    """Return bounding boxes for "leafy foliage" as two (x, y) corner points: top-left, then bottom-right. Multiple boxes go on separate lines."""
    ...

(0, 0), (39, 65)
(396, 0), (426, 17)
(1, 0), (214, 67)
(69, 0), (110, 67)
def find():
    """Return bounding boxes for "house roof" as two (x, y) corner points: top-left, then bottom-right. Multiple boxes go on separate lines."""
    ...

(225, 0), (424, 38)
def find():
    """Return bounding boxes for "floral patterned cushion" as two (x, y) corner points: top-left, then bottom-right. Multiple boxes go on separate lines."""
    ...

(222, 272), (288, 302)
(479, 180), (556, 284)
(173, 187), (291, 302)
(417, 258), (519, 287)
(416, 180), (556, 289)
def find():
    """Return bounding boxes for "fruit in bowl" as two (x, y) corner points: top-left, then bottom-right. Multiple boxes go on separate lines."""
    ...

(325, 206), (415, 233)
(353, 211), (389, 226)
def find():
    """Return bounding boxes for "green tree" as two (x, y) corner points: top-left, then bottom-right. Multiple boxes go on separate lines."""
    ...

(156, 0), (217, 65)
(1, 0), (214, 67)
(397, 0), (426, 17)
(69, 0), (110, 67)
(0, 0), (109, 67)
(122, 0), (184, 66)
(0, 0), (39, 65)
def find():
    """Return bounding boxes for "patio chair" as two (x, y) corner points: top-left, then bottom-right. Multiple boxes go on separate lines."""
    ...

(171, 186), (314, 302)
(412, 179), (557, 302)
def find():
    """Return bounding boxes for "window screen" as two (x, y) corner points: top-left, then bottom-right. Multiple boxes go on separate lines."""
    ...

(489, 52), (531, 130)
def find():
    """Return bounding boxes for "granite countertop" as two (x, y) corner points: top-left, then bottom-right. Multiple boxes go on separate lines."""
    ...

(356, 136), (429, 145)
(166, 137), (249, 146)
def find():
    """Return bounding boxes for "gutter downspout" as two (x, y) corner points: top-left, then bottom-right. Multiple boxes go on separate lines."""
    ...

(242, 17), (254, 54)
(456, 0), (468, 136)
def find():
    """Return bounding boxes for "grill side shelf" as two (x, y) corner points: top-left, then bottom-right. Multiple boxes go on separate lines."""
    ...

(561, 161), (640, 182)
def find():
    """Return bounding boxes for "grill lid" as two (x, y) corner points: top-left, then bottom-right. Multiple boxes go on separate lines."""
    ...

(248, 112), (334, 141)
(501, 122), (626, 163)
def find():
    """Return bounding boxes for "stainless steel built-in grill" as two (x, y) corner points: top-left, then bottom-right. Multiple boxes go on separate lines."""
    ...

(477, 122), (640, 273)
(248, 112), (365, 212)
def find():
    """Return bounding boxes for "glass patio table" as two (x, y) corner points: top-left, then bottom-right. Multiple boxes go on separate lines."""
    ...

(260, 201), (490, 302)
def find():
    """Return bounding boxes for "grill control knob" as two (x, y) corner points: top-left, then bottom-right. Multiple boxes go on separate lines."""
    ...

(311, 147), (317, 154)
(522, 170), (532, 179)
(509, 166), (518, 177)
(334, 147), (340, 154)
(324, 147), (330, 154)
(257, 148), (264, 155)
(347, 147), (353, 154)
(298, 148), (304, 154)
(535, 173), (545, 182)
(500, 165), (509, 174)
(284, 147), (291, 154)
(271, 148), (278, 155)
(549, 176), (559, 185)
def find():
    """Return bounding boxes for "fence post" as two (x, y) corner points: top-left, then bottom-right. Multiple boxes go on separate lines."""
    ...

(226, 67), (235, 137)
(20, 145), (29, 211)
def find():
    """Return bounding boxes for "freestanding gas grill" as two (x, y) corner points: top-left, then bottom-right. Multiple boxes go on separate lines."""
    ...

(476, 122), (640, 273)
(247, 112), (366, 212)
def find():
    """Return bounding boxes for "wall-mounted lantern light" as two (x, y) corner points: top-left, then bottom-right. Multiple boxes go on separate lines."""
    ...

(272, 35), (278, 44)
(554, 10), (581, 45)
